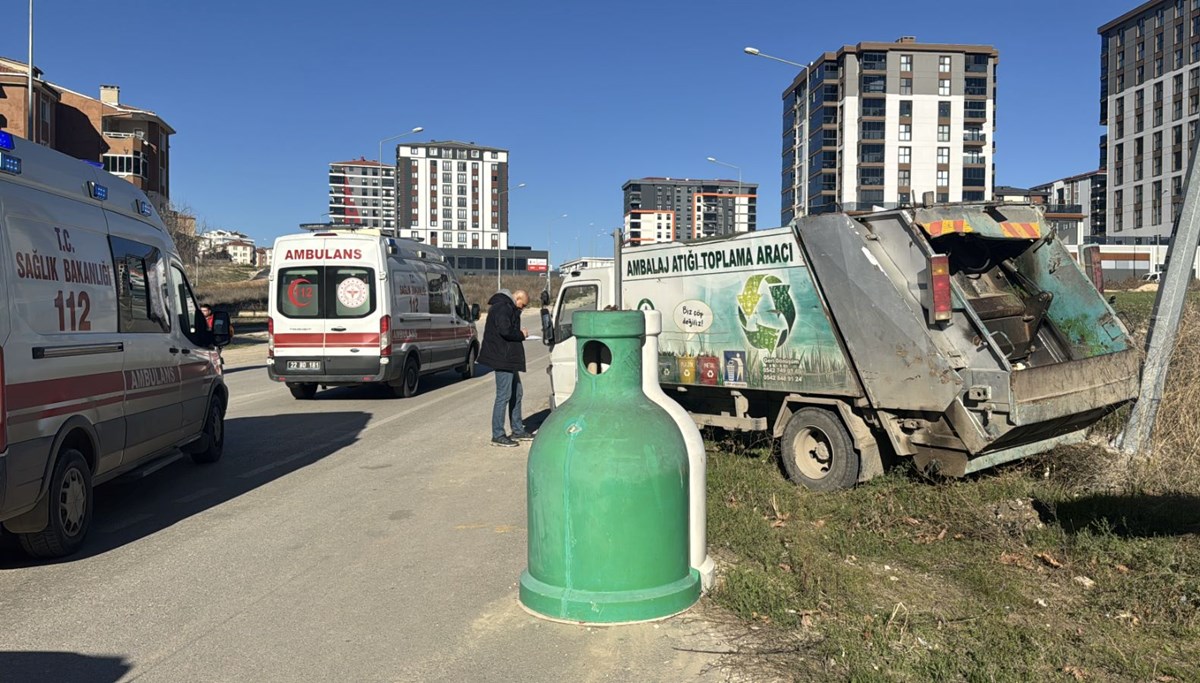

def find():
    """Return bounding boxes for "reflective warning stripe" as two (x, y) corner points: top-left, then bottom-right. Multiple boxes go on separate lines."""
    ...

(999, 222), (1041, 238)
(920, 220), (972, 237)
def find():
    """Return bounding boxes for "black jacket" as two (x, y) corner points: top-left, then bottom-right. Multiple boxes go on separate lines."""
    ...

(478, 291), (526, 372)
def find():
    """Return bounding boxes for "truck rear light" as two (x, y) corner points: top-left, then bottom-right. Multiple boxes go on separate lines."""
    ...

(267, 317), (275, 359)
(0, 346), (6, 452)
(380, 315), (392, 356)
(930, 254), (953, 322)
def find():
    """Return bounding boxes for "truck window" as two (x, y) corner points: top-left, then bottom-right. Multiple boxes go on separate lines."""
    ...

(555, 284), (599, 342)
(110, 236), (170, 333)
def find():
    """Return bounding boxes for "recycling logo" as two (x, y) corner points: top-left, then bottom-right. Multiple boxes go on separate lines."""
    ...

(737, 275), (797, 351)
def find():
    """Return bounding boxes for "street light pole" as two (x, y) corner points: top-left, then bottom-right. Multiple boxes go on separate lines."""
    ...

(707, 156), (743, 232)
(496, 182), (527, 291)
(547, 213), (567, 297)
(377, 126), (424, 233)
(743, 46), (808, 69)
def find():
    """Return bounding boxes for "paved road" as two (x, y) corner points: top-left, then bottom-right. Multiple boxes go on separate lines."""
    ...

(0, 320), (730, 683)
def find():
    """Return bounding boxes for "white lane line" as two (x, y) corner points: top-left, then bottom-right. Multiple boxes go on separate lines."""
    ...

(173, 486), (218, 504)
(98, 512), (152, 534)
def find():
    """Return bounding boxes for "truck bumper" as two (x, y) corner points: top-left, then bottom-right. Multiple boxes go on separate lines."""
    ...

(268, 356), (398, 385)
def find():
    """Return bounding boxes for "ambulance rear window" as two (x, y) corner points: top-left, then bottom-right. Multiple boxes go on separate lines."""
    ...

(278, 267), (321, 318)
(276, 266), (375, 319)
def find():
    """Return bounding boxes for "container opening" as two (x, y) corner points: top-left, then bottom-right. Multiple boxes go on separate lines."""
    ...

(582, 340), (612, 375)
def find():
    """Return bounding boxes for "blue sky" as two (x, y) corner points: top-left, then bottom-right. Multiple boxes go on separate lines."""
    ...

(11, 0), (1134, 259)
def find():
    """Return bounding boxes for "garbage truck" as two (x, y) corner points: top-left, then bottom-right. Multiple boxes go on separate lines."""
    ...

(541, 203), (1140, 490)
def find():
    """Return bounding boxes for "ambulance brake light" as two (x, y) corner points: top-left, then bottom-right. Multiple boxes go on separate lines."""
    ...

(267, 317), (275, 358)
(380, 315), (392, 357)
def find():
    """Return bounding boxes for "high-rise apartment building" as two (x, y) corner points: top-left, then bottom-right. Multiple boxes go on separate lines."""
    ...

(779, 37), (998, 224)
(394, 141), (510, 251)
(327, 158), (394, 230)
(1099, 0), (1198, 244)
(1030, 170), (1108, 244)
(622, 177), (757, 244)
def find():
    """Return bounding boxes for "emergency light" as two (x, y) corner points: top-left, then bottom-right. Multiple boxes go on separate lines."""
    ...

(0, 130), (14, 151)
(136, 199), (153, 216)
(0, 153), (21, 175)
(83, 160), (103, 168)
(88, 181), (108, 201)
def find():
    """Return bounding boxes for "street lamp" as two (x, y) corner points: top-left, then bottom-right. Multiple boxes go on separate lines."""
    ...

(743, 46), (807, 69)
(547, 213), (568, 296)
(377, 126), (424, 232)
(496, 182), (527, 291)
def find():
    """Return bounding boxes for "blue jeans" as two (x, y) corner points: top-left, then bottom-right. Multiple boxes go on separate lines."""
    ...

(492, 370), (525, 439)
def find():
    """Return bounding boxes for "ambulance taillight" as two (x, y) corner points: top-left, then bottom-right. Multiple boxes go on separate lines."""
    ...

(380, 315), (392, 357)
(267, 317), (275, 359)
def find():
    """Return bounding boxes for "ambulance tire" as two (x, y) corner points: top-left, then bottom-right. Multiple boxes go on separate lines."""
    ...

(458, 346), (477, 380)
(288, 383), (318, 400)
(780, 408), (859, 492)
(190, 398), (226, 465)
(400, 355), (421, 398)
(18, 448), (93, 559)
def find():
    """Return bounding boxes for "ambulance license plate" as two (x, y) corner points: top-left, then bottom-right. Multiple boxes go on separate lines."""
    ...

(286, 360), (322, 372)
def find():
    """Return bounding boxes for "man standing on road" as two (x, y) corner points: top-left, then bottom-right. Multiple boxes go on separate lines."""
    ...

(479, 289), (533, 447)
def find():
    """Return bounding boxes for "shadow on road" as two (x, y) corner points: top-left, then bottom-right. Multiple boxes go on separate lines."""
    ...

(222, 363), (265, 375)
(1037, 493), (1200, 537)
(0, 651), (131, 683)
(307, 367), (493, 401)
(0, 411), (371, 568)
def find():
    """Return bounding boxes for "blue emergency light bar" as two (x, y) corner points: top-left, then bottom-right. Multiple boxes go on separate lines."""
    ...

(0, 131), (14, 151)
(83, 160), (103, 169)
(0, 153), (22, 175)
(136, 199), (153, 216)
(88, 181), (108, 201)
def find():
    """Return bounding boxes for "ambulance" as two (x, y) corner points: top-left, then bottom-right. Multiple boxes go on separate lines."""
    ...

(268, 230), (480, 398)
(0, 133), (232, 558)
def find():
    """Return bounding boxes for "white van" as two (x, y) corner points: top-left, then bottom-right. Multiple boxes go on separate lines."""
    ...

(0, 133), (231, 558)
(268, 230), (479, 398)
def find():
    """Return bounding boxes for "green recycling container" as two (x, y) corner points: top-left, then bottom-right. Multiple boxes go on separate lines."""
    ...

(520, 311), (700, 623)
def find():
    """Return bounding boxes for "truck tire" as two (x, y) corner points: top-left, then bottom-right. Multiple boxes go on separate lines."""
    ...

(400, 355), (421, 397)
(190, 397), (225, 465)
(458, 346), (477, 381)
(288, 383), (317, 400)
(18, 448), (93, 558)
(780, 407), (859, 492)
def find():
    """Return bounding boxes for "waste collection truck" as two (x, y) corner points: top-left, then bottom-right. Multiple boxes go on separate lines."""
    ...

(541, 203), (1140, 490)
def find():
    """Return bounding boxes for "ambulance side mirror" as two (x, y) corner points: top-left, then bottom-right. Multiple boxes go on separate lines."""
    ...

(540, 290), (551, 307)
(540, 307), (554, 347)
(470, 303), (480, 321)
(211, 311), (233, 348)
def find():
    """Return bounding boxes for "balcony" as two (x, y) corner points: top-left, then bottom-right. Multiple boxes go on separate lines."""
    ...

(1044, 204), (1083, 217)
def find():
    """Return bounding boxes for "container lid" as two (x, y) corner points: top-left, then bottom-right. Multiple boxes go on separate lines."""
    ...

(574, 310), (645, 339)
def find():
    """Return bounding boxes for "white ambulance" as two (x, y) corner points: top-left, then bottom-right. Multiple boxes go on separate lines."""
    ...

(0, 133), (232, 558)
(268, 230), (480, 398)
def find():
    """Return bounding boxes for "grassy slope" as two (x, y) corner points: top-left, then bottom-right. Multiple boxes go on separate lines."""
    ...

(707, 291), (1200, 681)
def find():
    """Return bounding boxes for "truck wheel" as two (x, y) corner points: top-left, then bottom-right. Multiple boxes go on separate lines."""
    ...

(400, 355), (421, 397)
(191, 398), (225, 465)
(458, 346), (476, 380)
(288, 383), (317, 400)
(18, 448), (93, 558)
(780, 407), (859, 491)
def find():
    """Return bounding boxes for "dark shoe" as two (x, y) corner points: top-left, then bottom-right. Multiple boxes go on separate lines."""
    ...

(511, 431), (535, 441)
(491, 435), (519, 448)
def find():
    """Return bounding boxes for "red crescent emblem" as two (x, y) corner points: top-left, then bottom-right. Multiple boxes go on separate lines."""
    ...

(288, 278), (313, 307)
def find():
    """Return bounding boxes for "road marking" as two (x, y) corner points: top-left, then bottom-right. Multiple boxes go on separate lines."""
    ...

(174, 487), (218, 504)
(98, 512), (152, 534)
(229, 389), (275, 404)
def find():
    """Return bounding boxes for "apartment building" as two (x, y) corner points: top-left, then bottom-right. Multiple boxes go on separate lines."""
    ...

(622, 177), (757, 244)
(199, 229), (252, 256)
(393, 141), (510, 251)
(1099, 0), (1200, 244)
(0, 58), (175, 209)
(328, 158), (394, 230)
(779, 37), (998, 224)
(1030, 170), (1108, 244)
(226, 240), (256, 266)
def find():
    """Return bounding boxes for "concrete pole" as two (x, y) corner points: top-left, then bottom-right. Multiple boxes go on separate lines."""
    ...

(1119, 137), (1200, 455)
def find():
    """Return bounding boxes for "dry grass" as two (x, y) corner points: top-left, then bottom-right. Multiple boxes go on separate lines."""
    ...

(458, 274), (562, 309)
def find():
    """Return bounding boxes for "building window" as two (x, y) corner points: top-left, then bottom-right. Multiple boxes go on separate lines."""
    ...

(899, 146), (911, 164)
(937, 125), (950, 142)
(937, 170), (949, 187)
(939, 55), (951, 73)
(900, 54), (912, 71)
(898, 169), (911, 187)
(938, 79), (950, 96)
(862, 121), (885, 140)
(899, 124), (912, 141)
(937, 147), (949, 164)
(900, 78), (912, 95)
(862, 74), (886, 93)
(938, 101), (951, 118)
(899, 100), (912, 117)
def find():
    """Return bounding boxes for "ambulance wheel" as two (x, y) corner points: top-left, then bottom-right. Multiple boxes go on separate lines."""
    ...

(400, 355), (421, 397)
(18, 448), (92, 559)
(780, 408), (858, 492)
(459, 346), (477, 380)
(191, 398), (225, 465)
(288, 383), (317, 400)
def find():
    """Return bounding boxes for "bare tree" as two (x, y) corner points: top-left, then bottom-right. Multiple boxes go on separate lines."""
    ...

(161, 200), (200, 265)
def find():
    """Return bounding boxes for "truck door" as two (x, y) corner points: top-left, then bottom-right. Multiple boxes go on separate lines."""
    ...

(424, 265), (456, 369)
(549, 280), (602, 406)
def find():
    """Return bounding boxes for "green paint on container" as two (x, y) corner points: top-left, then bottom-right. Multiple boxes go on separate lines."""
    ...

(520, 310), (700, 623)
